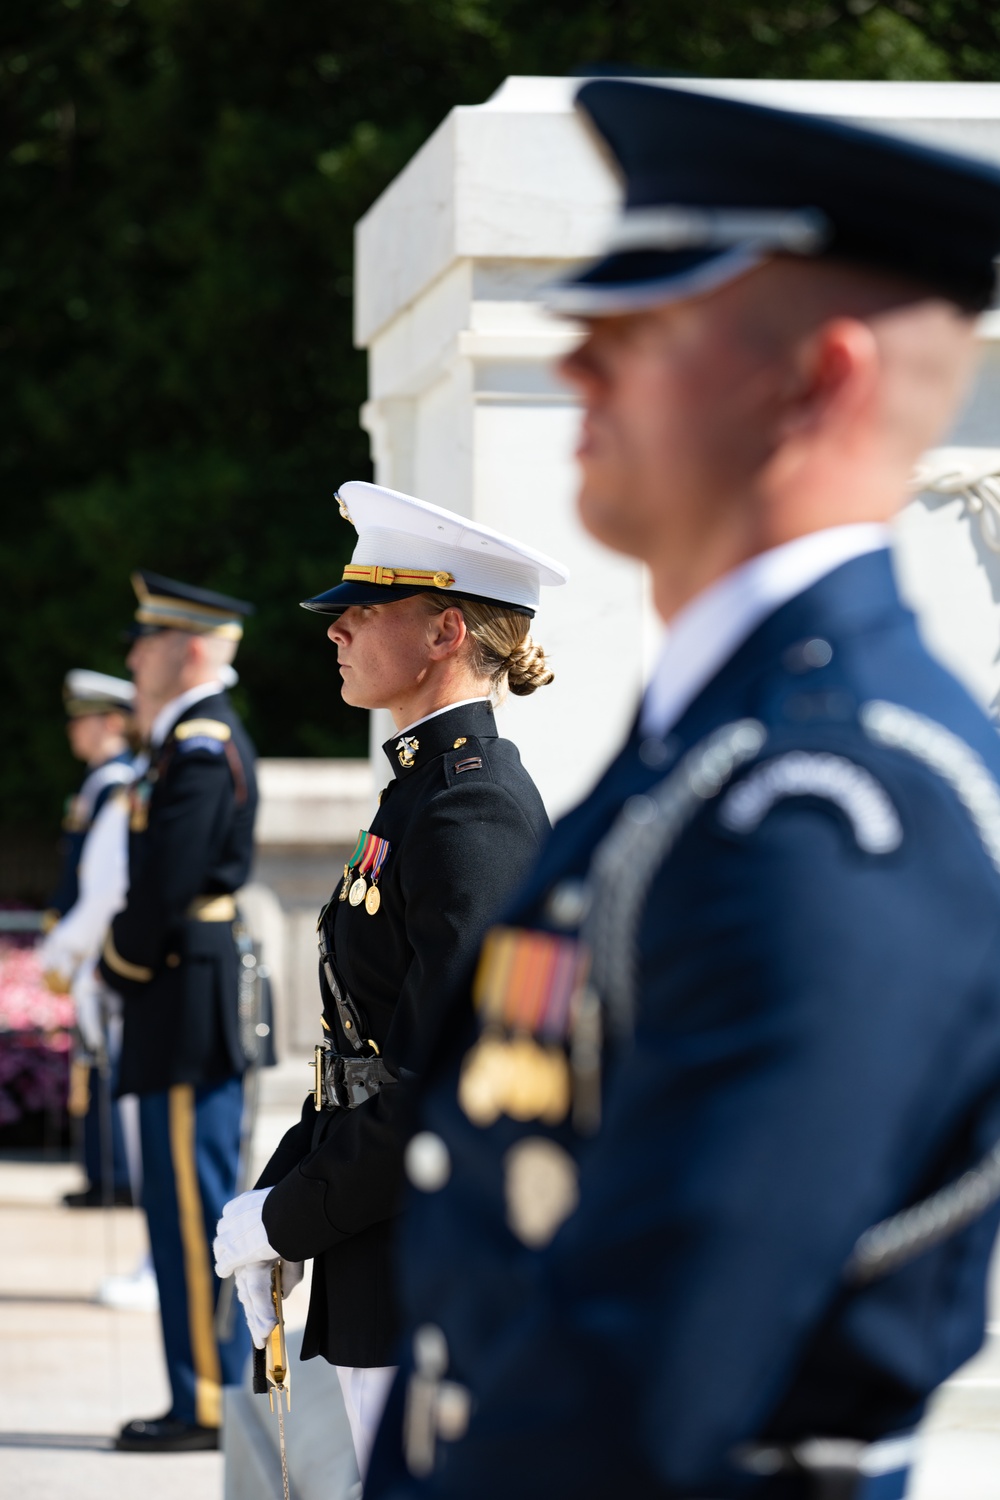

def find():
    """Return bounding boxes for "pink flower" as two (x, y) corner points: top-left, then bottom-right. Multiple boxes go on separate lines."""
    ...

(0, 943), (75, 1033)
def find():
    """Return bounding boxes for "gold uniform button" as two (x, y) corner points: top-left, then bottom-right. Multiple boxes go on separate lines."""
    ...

(453, 738), (467, 749)
(166, 953), (181, 968)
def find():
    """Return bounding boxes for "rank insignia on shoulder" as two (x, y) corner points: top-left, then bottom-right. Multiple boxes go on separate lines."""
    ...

(458, 925), (600, 1133)
(174, 717), (231, 742)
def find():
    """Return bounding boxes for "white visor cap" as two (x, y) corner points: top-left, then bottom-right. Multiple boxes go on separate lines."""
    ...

(305, 482), (569, 616)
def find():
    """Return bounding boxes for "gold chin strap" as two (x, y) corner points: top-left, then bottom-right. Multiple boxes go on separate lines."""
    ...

(342, 564), (455, 589)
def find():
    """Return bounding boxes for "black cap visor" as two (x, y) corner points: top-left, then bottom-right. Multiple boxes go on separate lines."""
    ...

(549, 243), (768, 317)
(301, 581), (534, 619)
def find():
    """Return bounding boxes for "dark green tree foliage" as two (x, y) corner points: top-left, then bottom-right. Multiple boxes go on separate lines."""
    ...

(1, 0), (997, 860)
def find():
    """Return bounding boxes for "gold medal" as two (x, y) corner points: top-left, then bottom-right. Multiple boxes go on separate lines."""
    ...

(539, 1049), (572, 1126)
(458, 1034), (508, 1127)
(349, 876), (367, 906)
(365, 885), (381, 916)
(459, 1034), (572, 1128)
(504, 1037), (560, 1122)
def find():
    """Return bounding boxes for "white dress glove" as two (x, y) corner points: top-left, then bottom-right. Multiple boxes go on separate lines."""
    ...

(213, 1188), (278, 1278)
(235, 1258), (305, 1348)
(72, 967), (104, 1056)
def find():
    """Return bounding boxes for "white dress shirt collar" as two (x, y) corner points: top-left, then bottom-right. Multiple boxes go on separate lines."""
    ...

(640, 524), (890, 741)
(395, 697), (491, 740)
(150, 680), (224, 748)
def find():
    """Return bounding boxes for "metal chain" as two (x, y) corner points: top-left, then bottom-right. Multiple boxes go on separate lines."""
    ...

(846, 1138), (1000, 1285)
(277, 1403), (290, 1500)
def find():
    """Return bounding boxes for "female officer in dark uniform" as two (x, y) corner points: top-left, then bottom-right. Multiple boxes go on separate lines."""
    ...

(215, 481), (567, 1473)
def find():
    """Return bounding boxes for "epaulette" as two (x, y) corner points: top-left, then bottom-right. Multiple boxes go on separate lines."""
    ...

(174, 718), (231, 742)
(446, 738), (487, 778)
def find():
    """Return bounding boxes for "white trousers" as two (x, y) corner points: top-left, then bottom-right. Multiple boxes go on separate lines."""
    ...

(334, 1364), (397, 1482)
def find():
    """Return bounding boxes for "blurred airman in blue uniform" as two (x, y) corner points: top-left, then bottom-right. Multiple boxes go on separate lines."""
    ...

(365, 84), (1000, 1500)
(41, 669), (136, 1208)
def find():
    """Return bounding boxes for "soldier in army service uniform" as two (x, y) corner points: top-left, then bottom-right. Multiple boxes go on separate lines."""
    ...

(100, 571), (258, 1453)
(214, 482), (568, 1476)
(363, 85), (1000, 1500)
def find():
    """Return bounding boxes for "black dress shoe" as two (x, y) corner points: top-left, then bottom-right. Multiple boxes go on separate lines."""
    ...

(63, 1185), (134, 1209)
(115, 1415), (219, 1452)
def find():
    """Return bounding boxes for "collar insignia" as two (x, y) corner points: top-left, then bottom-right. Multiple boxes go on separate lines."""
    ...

(396, 734), (420, 769)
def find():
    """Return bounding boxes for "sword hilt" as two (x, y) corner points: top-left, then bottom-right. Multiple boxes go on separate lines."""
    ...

(252, 1345), (268, 1395)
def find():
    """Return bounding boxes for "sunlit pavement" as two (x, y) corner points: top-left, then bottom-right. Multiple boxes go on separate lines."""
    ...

(0, 1061), (309, 1500)
(1, 1062), (998, 1499)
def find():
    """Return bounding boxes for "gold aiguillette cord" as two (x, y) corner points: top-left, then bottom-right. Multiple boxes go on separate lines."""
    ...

(253, 1261), (291, 1500)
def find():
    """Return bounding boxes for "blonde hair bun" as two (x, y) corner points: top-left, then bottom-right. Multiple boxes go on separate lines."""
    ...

(505, 636), (554, 697)
(425, 591), (554, 699)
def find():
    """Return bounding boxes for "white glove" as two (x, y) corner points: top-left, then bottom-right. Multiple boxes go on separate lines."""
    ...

(235, 1259), (305, 1349)
(213, 1188), (277, 1278)
(72, 968), (104, 1055)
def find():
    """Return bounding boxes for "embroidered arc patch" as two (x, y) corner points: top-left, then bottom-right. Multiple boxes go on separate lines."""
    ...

(719, 751), (903, 853)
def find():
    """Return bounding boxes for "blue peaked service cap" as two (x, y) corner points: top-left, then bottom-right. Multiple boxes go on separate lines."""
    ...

(548, 81), (1000, 317)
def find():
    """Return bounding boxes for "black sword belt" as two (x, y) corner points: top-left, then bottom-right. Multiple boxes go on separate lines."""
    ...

(311, 1039), (398, 1111)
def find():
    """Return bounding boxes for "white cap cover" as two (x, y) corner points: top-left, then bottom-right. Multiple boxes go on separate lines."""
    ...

(63, 670), (135, 716)
(302, 482), (569, 617)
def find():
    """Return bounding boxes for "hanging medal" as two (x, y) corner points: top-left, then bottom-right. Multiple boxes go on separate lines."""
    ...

(348, 829), (391, 909)
(457, 926), (591, 1129)
(364, 835), (391, 915)
(341, 831), (367, 901)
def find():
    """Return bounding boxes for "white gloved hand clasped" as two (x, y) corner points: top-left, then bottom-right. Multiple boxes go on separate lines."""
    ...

(213, 1188), (278, 1278)
(235, 1258), (305, 1348)
(73, 968), (104, 1056)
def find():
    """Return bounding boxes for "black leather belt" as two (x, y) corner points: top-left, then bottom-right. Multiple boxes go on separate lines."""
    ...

(311, 1040), (397, 1111)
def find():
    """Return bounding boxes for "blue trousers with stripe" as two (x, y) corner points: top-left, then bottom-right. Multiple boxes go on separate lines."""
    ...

(139, 1077), (249, 1427)
(82, 1047), (130, 1194)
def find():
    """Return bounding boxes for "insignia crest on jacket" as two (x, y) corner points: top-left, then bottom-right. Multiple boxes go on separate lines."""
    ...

(396, 734), (419, 768)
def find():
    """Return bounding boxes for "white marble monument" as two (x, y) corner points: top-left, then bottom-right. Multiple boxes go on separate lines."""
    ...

(354, 77), (1000, 819)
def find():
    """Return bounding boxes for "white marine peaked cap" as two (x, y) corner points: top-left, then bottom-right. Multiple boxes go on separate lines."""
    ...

(301, 482), (570, 618)
(63, 669), (135, 716)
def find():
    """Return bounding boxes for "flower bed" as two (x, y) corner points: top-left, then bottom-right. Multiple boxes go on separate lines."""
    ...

(0, 941), (74, 1128)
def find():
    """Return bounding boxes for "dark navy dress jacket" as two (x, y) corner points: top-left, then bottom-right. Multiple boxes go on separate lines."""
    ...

(98, 691), (258, 1097)
(367, 551), (1000, 1499)
(259, 701), (550, 1368)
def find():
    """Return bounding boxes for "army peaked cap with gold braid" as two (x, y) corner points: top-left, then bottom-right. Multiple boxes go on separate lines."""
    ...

(301, 481), (569, 618)
(129, 570), (255, 641)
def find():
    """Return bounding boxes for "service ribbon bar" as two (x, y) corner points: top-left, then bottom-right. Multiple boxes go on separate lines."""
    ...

(473, 926), (591, 1042)
(356, 829), (391, 880)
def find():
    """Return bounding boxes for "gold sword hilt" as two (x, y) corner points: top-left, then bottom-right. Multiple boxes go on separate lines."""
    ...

(264, 1261), (291, 1413)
